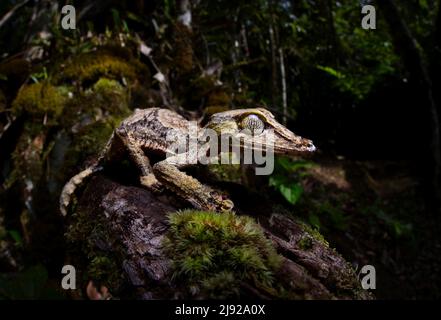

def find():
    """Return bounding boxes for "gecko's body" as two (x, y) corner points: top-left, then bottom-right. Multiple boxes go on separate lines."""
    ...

(60, 107), (316, 215)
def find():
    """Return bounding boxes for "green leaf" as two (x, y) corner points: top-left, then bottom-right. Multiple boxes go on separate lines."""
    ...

(8, 230), (22, 245)
(269, 177), (303, 205)
(316, 65), (344, 79)
(279, 183), (303, 205)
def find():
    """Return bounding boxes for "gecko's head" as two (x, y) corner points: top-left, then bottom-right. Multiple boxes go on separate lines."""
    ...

(204, 108), (316, 155)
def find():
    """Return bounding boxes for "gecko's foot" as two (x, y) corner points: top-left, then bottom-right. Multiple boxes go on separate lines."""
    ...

(140, 174), (164, 193)
(207, 191), (234, 212)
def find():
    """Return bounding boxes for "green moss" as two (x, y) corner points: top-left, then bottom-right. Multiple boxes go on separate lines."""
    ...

(57, 49), (149, 86)
(164, 210), (282, 298)
(88, 256), (123, 289)
(59, 78), (130, 172)
(90, 78), (130, 116)
(60, 120), (114, 177)
(297, 235), (314, 250)
(66, 202), (124, 294)
(297, 219), (329, 247)
(93, 77), (122, 92)
(12, 82), (68, 120)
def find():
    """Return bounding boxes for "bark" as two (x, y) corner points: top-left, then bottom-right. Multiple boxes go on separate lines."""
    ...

(68, 174), (372, 300)
(378, 0), (441, 211)
(279, 48), (287, 125)
(268, 4), (278, 109)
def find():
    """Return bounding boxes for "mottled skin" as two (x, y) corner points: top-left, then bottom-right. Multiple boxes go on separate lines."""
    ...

(60, 107), (315, 216)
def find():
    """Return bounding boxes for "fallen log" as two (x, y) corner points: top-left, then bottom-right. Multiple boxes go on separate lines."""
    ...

(65, 174), (373, 300)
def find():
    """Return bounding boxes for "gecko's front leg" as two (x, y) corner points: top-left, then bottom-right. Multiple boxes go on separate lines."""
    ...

(152, 154), (234, 212)
(115, 129), (163, 193)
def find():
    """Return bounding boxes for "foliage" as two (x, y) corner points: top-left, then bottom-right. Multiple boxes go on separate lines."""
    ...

(0, 265), (62, 299)
(362, 203), (413, 239)
(269, 157), (315, 205)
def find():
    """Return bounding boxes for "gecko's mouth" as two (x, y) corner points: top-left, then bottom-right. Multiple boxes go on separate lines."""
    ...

(272, 141), (317, 155)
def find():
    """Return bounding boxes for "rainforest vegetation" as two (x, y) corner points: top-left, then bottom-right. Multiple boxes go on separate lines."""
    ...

(0, 0), (440, 300)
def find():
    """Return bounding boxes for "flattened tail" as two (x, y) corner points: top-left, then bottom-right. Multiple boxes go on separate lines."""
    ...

(59, 165), (103, 216)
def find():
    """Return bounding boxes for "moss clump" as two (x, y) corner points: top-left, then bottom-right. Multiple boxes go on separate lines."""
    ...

(58, 49), (149, 86)
(66, 203), (124, 295)
(164, 210), (281, 299)
(297, 235), (314, 250)
(12, 82), (68, 119)
(60, 120), (115, 180)
(296, 219), (329, 247)
(90, 78), (130, 116)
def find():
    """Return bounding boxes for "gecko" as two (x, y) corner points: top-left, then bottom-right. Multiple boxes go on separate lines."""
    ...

(59, 107), (316, 216)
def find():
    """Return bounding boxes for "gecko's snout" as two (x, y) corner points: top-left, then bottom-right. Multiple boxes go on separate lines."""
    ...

(302, 139), (316, 153)
(306, 141), (316, 152)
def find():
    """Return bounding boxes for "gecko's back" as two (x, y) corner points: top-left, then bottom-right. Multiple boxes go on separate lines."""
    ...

(115, 108), (191, 155)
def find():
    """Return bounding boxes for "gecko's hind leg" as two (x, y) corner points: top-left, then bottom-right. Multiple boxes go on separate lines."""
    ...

(115, 130), (163, 193)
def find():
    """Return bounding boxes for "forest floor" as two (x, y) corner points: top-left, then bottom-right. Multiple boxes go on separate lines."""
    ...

(294, 155), (441, 299)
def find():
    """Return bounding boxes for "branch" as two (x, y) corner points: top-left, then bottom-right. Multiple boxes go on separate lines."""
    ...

(0, 0), (31, 30)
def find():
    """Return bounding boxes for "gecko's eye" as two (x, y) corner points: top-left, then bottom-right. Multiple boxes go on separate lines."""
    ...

(241, 114), (265, 135)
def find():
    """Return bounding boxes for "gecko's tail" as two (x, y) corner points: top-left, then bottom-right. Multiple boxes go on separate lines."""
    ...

(59, 164), (103, 216)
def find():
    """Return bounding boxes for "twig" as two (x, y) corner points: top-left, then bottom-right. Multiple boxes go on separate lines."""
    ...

(0, 0), (31, 29)
(279, 47), (287, 125)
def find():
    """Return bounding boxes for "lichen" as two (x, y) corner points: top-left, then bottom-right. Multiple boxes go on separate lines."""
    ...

(12, 82), (68, 120)
(163, 210), (282, 299)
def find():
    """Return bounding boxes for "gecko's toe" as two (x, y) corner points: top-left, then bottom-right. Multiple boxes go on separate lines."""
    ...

(140, 174), (164, 193)
(220, 199), (234, 212)
(205, 191), (234, 212)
